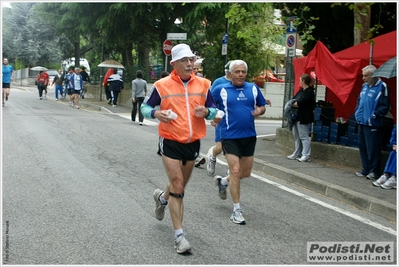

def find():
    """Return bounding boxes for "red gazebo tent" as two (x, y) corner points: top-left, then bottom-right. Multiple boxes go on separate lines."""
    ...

(293, 30), (397, 121)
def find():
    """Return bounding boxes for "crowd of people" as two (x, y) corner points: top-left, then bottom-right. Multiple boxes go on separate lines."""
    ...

(30, 66), (91, 108)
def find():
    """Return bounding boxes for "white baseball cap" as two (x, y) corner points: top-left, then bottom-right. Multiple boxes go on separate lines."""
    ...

(170, 44), (196, 63)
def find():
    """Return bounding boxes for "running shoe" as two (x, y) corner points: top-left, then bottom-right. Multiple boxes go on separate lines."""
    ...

(194, 156), (205, 167)
(153, 189), (167, 220)
(230, 209), (246, 225)
(381, 176), (397, 189)
(174, 234), (191, 254)
(373, 174), (388, 187)
(214, 175), (227, 200)
(207, 154), (216, 175)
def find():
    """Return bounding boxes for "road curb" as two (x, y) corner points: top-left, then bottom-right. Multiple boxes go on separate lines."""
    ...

(252, 158), (396, 222)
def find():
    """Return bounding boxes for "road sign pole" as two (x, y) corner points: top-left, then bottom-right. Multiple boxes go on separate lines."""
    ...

(164, 55), (168, 73)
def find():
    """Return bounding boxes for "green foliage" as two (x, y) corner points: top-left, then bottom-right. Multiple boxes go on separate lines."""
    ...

(2, 2), (62, 67)
(189, 3), (285, 82)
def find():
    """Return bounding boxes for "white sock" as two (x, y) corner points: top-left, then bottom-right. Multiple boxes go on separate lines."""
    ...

(233, 203), (241, 211)
(174, 229), (183, 239)
(221, 177), (229, 186)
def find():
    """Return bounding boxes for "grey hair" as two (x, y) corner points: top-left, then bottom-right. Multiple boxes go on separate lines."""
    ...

(229, 60), (247, 73)
(362, 65), (377, 75)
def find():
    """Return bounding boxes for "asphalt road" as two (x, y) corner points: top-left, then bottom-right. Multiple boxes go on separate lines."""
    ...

(2, 88), (396, 265)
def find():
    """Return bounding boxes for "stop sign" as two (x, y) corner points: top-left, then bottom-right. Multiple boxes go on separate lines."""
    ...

(163, 39), (173, 56)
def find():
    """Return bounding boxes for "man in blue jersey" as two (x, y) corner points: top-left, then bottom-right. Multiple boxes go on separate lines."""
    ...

(211, 59), (267, 225)
(354, 65), (390, 180)
(2, 58), (14, 107)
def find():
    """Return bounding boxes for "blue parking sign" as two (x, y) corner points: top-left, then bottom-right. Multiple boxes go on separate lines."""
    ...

(222, 33), (229, 44)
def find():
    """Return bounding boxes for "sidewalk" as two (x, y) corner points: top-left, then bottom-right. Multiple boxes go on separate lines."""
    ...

(14, 85), (397, 223)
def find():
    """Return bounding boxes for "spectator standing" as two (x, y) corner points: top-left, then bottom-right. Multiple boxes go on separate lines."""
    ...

(52, 69), (64, 101)
(107, 69), (124, 107)
(80, 66), (90, 99)
(373, 125), (396, 189)
(69, 67), (83, 109)
(211, 59), (267, 225)
(131, 70), (147, 125)
(141, 43), (217, 254)
(103, 68), (114, 105)
(2, 58), (14, 106)
(354, 65), (390, 179)
(286, 73), (316, 162)
(36, 70), (49, 100)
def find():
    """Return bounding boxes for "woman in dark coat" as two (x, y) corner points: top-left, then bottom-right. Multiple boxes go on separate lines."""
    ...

(287, 73), (316, 162)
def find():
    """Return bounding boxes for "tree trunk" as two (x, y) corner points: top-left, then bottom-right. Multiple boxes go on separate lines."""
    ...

(137, 45), (150, 80)
(353, 3), (371, 45)
(74, 34), (81, 68)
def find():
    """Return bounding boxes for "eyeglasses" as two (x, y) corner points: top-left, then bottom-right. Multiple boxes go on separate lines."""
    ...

(178, 57), (196, 63)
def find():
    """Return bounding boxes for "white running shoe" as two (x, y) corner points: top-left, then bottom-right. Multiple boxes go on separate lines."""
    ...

(230, 209), (246, 225)
(174, 234), (191, 254)
(373, 174), (388, 187)
(381, 176), (397, 189)
(207, 154), (216, 175)
(297, 156), (310, 162)
(287, 153), (300, 160)
(153, 189), (167, 220)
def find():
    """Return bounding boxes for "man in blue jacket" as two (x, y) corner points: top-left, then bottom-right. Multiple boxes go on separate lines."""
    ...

(354, 65), (390, 180)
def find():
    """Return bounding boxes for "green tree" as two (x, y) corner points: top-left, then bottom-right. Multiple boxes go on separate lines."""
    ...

(2, 2), (62, 67)
(182, 3), (284, 81)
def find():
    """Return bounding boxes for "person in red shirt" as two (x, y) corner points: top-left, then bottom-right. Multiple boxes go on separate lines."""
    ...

(36, 71), (49, 100)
